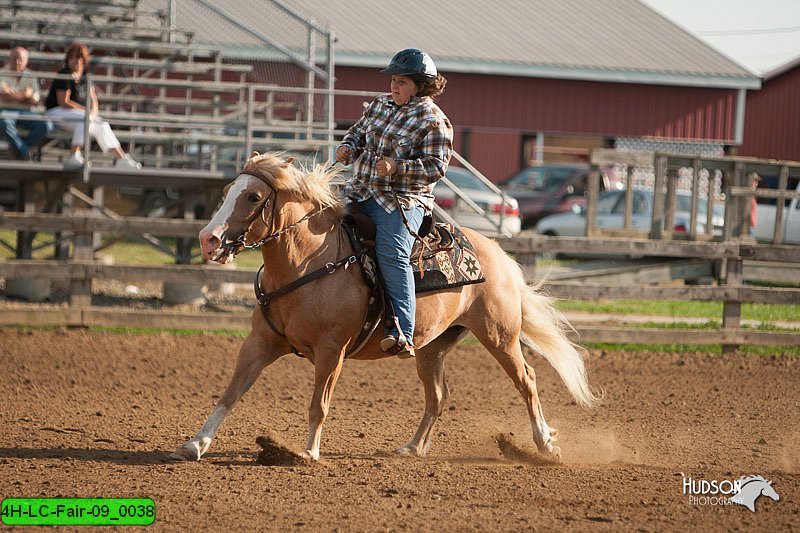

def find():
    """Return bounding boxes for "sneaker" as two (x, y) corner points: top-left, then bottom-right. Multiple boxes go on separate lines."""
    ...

(381, 335), (416, 359)
(8, 142), (29, 160)
(63, 153), (85, 171)
(115, 154), (142, 170)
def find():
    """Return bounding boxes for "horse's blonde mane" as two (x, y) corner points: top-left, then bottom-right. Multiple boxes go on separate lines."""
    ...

(244, 152), (344, 212)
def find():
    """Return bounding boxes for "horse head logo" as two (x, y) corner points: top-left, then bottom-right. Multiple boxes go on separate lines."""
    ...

(730, 475), (780, 512)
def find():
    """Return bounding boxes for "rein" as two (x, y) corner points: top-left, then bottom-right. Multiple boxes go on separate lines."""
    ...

(243, 204), (332, 249)
(233, 170), (369, 355)
(253, 244), (368, 356)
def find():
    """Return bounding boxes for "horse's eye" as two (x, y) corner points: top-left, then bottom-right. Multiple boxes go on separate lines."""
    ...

(246, 193), (261, 203)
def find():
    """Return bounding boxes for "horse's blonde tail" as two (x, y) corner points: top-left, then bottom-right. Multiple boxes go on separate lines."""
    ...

(513, 262), (600, 408)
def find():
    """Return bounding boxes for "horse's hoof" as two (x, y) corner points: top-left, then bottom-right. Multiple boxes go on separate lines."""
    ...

(169, 446), (199, 461)
(299, 450), (319, 461)
(170, 437), (211, 461)
(393, 445), (422, 457)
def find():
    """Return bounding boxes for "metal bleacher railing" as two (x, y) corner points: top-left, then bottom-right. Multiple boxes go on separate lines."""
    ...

(0, 0), (511, 238)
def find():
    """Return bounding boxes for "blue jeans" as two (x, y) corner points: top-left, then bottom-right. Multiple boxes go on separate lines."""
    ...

(0, 109), (53, 158)
(356, 197), (424, 345)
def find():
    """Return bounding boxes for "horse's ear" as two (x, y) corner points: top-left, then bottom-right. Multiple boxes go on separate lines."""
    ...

(284, 156), (295, 166)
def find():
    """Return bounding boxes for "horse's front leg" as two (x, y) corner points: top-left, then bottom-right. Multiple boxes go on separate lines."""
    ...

(171, 333), (282, 461)
(301, 346), (346, 461)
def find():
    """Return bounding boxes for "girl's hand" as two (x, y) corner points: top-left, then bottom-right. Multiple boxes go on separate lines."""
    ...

(376, 158), (398, 176)
(335, 146), (352, 163)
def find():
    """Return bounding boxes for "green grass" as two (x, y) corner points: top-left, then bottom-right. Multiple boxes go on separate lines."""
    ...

(582, 342), (798, 356)
(89, 325), (249, 337)
(0, 231), (265, 268)
(463, 327), (798, 355)
(99, 239), (179, 265)
(3, 233), (798, 352)
(556, 298), (800, 323)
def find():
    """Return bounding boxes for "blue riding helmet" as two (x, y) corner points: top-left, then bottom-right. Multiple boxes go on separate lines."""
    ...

(380, 48), (438, 80)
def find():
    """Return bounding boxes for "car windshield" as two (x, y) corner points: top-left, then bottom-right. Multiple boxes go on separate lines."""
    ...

(597, 191), (623, 214)
(443, 169), (490, 191)
(504, 167), (577, 192)
(598, 190), (649, 214)
(676, 195), (725, 216)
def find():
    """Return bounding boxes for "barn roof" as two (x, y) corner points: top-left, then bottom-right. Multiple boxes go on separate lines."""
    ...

(762, 54), (800, 81)
(154, 0), (761, 90)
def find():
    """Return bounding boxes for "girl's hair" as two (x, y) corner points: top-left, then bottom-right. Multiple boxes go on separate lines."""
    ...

(415, 74), (447, 99)
(64, 42), (90, 67)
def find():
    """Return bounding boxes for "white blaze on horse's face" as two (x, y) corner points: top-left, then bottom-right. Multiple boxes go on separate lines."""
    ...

(199, 174), (266, 264)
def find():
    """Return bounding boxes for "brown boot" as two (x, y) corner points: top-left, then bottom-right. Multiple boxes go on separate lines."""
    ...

(380, 335), (416, 359)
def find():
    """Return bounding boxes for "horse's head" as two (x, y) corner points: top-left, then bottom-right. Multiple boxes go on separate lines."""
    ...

(199, 152), (342, 264)
(733, 475), (781, 511)
(761, 480), (780, 502)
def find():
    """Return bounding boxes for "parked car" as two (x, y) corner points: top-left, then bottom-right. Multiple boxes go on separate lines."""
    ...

(433, 167), (521, 236)
(754, 180), (800, 244)
(500, 163), (614, 229)
(534, 189), (724, 237)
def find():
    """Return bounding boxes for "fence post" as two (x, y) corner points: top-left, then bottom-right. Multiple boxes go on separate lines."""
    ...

(722, 161), (746, 355)
(163, 193), (206, 305)
(586, 160), (599, 238)
(516, 252), (537, 282)
(622, 164), (635, 230)
(663, 169), (678, 239)
(70, 217), (93, 309)
(771, 165), (789, 243)
(650, 155), (667, 239)
(733, 161), (748, 238)
(5, 182), (50, 301)
(690, 159), (702, 240)
(721, 253), (743, 355)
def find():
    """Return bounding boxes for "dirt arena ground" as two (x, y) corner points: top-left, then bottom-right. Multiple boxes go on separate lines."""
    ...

(1, 328), (797, 531)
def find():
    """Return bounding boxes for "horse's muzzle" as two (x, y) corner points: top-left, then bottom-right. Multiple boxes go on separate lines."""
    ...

(200, 227), (243, 264)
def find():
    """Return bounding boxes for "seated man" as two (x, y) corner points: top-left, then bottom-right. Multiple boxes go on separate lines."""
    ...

(0, 46), (53, 160)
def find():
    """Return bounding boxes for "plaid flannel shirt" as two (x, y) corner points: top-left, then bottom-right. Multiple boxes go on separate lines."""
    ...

(340, 94), (453, 213)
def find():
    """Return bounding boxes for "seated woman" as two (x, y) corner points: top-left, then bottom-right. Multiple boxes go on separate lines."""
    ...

(45, 42), (141, 170)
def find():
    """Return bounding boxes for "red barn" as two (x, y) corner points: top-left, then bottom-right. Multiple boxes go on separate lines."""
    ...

(739, 55), (800, 162)
(147, 0), (763, 180)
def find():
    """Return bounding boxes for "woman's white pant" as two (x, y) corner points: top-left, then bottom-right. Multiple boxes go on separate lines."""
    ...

(45, 107), (121, 153)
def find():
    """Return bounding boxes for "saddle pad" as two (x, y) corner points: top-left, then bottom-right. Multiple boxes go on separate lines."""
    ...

(412, 223), (486, 293)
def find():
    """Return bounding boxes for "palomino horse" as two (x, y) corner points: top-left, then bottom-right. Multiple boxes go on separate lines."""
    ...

(171, 152), (598, 462)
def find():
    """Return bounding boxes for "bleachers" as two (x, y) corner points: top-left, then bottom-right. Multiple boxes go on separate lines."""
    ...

(0, 0), (194, 43)
(0, 0), (332, 174)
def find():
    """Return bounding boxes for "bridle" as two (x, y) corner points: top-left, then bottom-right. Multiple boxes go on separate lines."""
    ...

(220, 170), (372, 356)
(221, 172), (331, 256)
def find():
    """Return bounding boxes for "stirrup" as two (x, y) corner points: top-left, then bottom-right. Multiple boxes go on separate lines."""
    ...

(381, 335), (416, 359)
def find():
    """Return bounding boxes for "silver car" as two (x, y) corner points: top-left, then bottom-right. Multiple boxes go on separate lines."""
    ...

(535, 189), (724, 237)
(433, 167), (522, 236)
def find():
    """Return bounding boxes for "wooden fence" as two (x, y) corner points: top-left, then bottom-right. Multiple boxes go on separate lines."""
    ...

(1, 203), (799, 349)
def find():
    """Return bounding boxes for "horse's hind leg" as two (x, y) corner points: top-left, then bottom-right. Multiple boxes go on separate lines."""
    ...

(171, 334), (280, 461)
(396, 326), (469, 457)
(474, 331), (559, 457)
